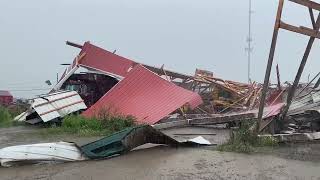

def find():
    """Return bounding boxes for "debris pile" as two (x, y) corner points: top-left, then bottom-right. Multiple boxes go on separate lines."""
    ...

(0, 125), (212, 167)
(15, 38), (320, 138)
(193, 73), (267, 113)
(6, 0), (320, 168)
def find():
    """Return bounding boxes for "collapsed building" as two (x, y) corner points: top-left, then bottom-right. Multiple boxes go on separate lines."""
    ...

(16, 0), (320, 139)
(17, 41), (205, 124)
(54, 41), (287, 124)
(15, 41), (289, 127)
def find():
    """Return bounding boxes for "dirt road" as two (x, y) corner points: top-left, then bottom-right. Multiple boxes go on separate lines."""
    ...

(1, 126), (320, 180)
(2, 146), (320, 180)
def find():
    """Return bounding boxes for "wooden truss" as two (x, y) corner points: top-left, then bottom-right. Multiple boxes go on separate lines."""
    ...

(257, 0), (320, 132)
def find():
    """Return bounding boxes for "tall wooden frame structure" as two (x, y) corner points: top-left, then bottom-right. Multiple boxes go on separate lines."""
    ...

(257, 0), (320, 132)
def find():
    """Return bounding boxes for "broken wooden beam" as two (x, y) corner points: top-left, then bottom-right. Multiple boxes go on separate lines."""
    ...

(189, 113), (256, 125)
(257, 0), (285, 133)
(289, 0), (320, 11)
(66, 41), (83, 49)
(281, 12), (320, 119)
(279, 21), (320, 39)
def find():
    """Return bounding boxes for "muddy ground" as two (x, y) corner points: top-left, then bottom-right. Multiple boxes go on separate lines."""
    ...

(1, 126), (320, 180)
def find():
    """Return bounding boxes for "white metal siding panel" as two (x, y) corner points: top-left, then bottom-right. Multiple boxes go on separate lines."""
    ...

(31, 91), (87, 122)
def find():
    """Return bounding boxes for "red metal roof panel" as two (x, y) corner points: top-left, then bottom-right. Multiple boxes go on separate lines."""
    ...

(82, 64), (203, 124)
(263, 103), (285, 118)
(0, 90), (12, 97)
(78, 42), (136, 78)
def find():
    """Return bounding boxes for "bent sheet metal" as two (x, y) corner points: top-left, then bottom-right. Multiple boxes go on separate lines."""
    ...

(0, 142), (87, 167)
(15, 91), (87, 124)
(0, 126), (212, 167)
(80, 125), (212, 159)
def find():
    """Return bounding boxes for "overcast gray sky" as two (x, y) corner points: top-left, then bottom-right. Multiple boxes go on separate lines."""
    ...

(1, 0), (320, 98)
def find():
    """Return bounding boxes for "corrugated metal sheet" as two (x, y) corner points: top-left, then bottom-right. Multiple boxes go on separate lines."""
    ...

(263, 103), (285, 118)
(31, 91), (87, 122)
(78, 42), (136, 78)
(82, 64), (203, 124)
(288, 91), (320, 115)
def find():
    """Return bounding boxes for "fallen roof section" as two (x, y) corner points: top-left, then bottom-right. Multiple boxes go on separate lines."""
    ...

(78, 42), (136, 79)
(82, 64), (203, 124)
(0, 90), (12, 97)
(0, 126), (212, 167)
(15, 91), (87, 124)
(80, 125), (211, 159)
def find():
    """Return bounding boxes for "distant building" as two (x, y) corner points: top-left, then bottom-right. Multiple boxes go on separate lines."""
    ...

(0, 90), (13, 106)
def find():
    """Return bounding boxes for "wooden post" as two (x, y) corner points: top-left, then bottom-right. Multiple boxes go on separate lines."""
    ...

(281, 12), (320, 118)
(66, 41), (83, 49)
(314, 76), (320, 88)
(276, 64), (281, 90)
(309, 8), (316, 29)
(256, 0), (284, 133)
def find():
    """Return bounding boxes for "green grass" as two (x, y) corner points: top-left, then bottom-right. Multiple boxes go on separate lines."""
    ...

(0, 105), (26, 127)
(217, 121), (278, 153)
(0, 106), (13, 127)
(42, 114), (136, 137)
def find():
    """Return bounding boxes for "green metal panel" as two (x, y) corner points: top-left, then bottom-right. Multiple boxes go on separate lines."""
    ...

(80, 126), (138, 159)
(80, 125), (180, 159)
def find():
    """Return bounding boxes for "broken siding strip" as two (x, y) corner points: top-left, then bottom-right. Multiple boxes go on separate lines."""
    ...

(25, 91), (87, 123)
(38, 100), (84, 116)
(34, 93), (78, 107)
(189, 113), (256, 125)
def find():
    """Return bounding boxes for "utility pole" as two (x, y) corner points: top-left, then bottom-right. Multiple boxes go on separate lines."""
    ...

(246, 0), (253, 83)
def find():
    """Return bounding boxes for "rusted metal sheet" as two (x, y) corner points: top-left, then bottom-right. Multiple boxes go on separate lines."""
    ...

(82, 64), (203, 124)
